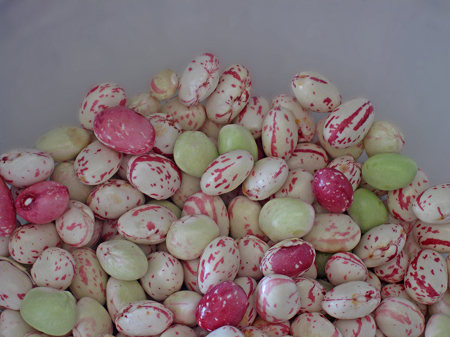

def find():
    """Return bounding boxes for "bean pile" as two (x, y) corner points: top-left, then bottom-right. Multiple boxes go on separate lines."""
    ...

(0, 52), (449, 337)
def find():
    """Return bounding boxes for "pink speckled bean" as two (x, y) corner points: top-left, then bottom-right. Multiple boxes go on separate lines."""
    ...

(261, 107), (298, 160)
(0, 177), (17, 237)
(196, 281), (248, 331)
(252, 316), (291, 337)
(147, 113), (183, 158)
(272, 94), (316, 143)
(272, 168), (314, 204)
(115, 300), (173, 336)
(234, 96), (271, 139)
(117, 204), (177, 245)
(374, 296), (425, 337)
(150, 69), (179, 101)
(15, 181), (69, 224)
(242, 157), (289, 201)
(302, 213), (361, 253)
(316, 117), (365, 160)
(325, 252), (368, 286)
(51, 161), (94, 203)
(290, 312), (342, 337)
(9, 222), (61, 265)
(236, 235), (269, 280)
(69, 247), (108, 305)
(182, 190), (230, 237)
(79, 82), (127, 131)
(286, 142), (329, 174)
(74, 140), (122, 185)
(291, 71), (341, 113)
(411, 220), (450, 253)
(178, 53), (220, 106)
(200, 150), (254, 196)
(55, 200), (95, 247)
(0, 148), (54, 188)
(140, 251), (183, 301)
(333, 315), (376, 337)
(0, 257), (33, 310)
(127, 92), (161, 117)
(313, 168), (354, 213)
(127, 153), (181, 200)
(198, 236), (240, 294)
(72, 296), (113, 337)
(206, 64), (252, 124)
(255, 274), (301, 323)
(322, 281), (381, 319)
(323, 98), (374, 149)
(387, 169), (429, 222)
(86, 179), (145, 220)
(412, 183), (450, 224)
(380, 283), (427, 316)
(161, 324), (197, 337)
(404, 249), (448, 305)
(366, 271), (382, 292)
(161, 97), (207, 131)
(327, 155), (362, 191)
(429, 289), (450, 316)
(93, 105), (155, 155)
(260, 238), (315, 279)
(294, 276), (327, 315)
(425, 313), (450, 337)
(163, 290), (202, 327)
(353, 223), (407, 268)
(207, 325), (245, 337)
(373, 250), (409, 283)
(30, 247), (76, 290)
(228, 196), (267, 241)
(241, 326), (269, 337)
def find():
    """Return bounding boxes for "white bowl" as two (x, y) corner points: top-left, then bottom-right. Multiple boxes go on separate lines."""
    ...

(1, 1), (449, 185)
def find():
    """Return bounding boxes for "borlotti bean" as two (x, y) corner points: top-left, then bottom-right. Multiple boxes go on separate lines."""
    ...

(200, 149), (254, 195)
(272, 94), (316, 143)
(205, 64), (252, 124)
(261, 107), (298, 160)
(322, 97), (374, 149)
(161, 96), (207, 131)
(178, 53), (220, 106)
(233, 96), (271, 139)
(291, 71), (341, 113)
(93, 105), (155, 155)
(0, 148), (54, 188)
(78, 82), (127, 131)
(3, 54), (450, 336)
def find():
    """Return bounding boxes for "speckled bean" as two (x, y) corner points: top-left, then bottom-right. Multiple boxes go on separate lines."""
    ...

(0, 148), (54, 188)
(178, 53), (220, 106)
(325, 252), (368, 286)
(323, 98), (374, 148)
(363, 120), (405, 157)
(374, 297), (425, 337)
(272, 168), (314, 204)
(373, 250), (409, 284)
(353, 223), (407, 268)
(425, 313), (450, 337)
(161, 97), (206, 131)
(105, 277), (146, 322)
(294, 276), (327, 314)
(228, 196), (267, 241)
(72, 296), (113, 337)
(322, 281), (381, 319)
(30, 247), (76, 290)
(9, 222), (61, 264)
(127, 153), (181, 200)
(69, 247), (108, 305)
(272, 94), (316, 143)
(207, 325), (245, 337)
(291, 71), (341, 113)
(150, 69), (179, 101)
(302, 213), (361, 253)
(286, 142), (329, 174)
(236, 235), (269, 280)
(0, 309), (37, 337)
(147, 113), (182, 158)
(127, 92), (161, 117)
(234, 96), (271, 139)
(55, 200), (95, 247)
(327, 155), (362, 191)
(333, 315), (377, 337)
(51, 161), (94, 203)
(74, 140), (122, 185)
(115, 300), (173, 336)
(206, 64), (252, 123)
(234, 276), (258, 329)
(198, 236), (240, 294)
(0, 257), (33, 310)
(290, 312), (342, 337)
(140, 251), (183, 301)
(79, 82), (127, 131)
(412, 183), (450, 224)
